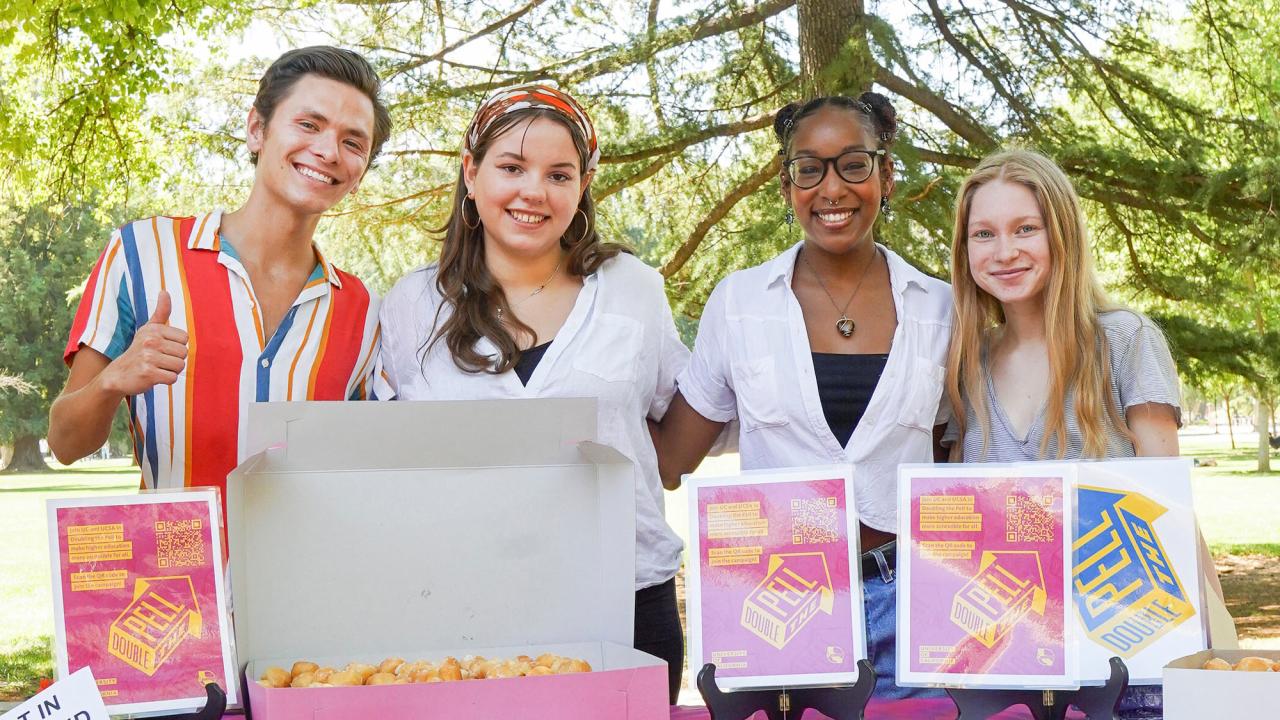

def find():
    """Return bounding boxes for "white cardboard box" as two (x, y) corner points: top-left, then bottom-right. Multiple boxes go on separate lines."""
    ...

(226, 399), (668, 719)
(1163, 649), (1280, 720)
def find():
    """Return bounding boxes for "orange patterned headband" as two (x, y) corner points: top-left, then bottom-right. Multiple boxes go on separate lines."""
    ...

(464, 84), (600, 172)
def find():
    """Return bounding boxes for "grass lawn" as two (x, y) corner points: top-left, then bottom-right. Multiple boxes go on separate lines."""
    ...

(1180, 429), (1280, 555)
(0, 459), (139, 700)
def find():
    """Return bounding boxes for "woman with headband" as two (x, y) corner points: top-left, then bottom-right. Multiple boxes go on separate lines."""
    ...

(654, 94), (952, 698)
(378, 85), (690, 703)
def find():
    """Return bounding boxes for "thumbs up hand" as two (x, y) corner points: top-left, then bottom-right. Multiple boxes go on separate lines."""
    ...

(100, 290), (191, 397)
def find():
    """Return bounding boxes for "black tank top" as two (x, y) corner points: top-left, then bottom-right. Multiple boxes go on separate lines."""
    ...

(811, 352), (889, 446)
(515, 340), (553, 386)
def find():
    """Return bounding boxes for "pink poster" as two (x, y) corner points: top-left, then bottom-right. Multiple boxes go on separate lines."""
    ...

(47, 491), (237, 714)
(898, 467), (1074, 689)
(686, 467), (864, 689)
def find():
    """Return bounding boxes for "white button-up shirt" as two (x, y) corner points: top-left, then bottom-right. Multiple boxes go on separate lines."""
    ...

(677, 241), (953, 533)
(379, 253), (689, 590)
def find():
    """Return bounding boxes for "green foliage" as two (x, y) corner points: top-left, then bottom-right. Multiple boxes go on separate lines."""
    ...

(3, 0), (1280, 399)
(0, 203), (109, 445)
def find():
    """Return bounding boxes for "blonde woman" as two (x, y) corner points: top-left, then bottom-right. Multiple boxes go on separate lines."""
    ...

(944, 148), (1233, 712)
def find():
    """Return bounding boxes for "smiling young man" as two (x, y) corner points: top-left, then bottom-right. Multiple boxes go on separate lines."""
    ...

(49, 47), (392, 528)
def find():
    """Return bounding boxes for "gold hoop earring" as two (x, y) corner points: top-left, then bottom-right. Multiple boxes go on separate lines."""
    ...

(568, 207), (591, 245)
(462, 194), (481, 230)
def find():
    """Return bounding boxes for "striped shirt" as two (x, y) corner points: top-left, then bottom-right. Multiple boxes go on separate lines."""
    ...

(64, 210), (384, 508)
(949, 309), (1182, 461)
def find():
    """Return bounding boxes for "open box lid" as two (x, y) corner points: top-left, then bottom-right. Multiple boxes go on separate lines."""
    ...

(226, 399), (636, 669)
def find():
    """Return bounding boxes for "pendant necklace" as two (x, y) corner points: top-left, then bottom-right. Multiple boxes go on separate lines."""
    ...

(800, 246), (878, 338)
(495, 254), (565, 322)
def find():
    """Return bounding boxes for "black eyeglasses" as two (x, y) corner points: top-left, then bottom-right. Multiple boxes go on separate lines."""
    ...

(784, 149), (885, 189)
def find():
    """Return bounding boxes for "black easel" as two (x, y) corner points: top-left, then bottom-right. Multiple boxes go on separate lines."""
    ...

(145, 682), (228, 720)
(946, 657), (1129, 720)
(697, 659), (876, 720)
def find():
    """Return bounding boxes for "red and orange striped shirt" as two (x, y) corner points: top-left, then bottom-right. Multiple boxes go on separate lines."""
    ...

(65, 210), (386, 516)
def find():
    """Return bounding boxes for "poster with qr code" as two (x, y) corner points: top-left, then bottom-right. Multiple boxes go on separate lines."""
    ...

(897, 464), (1076, 689)
(47, 489), (237, 714)
(684, 465), (865, 689)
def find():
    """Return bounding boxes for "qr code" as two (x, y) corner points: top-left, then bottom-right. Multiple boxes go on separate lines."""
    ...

(155, 519), (205, 568)
(791, 497), (839, 544)
(1005, 495), (1055, 542)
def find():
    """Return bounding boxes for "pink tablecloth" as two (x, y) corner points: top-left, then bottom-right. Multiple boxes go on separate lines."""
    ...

(670, 697), (1089, 719)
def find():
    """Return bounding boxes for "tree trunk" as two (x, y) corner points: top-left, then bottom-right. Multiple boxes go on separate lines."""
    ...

(2, 434), (47, 472)
(1224, 393), (1235, 450)
(1257, 392), (1271, 473)
(797, 0), (869, 96)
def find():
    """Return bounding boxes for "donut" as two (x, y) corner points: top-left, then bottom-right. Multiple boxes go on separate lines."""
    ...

(328, 670), (361, 686)
(290, 661), (319, 678)
(1234, 656), (1273, 672)
(259, 667), (291, 688)
(365, 672), (397, 686)
(1202, 658), (1233, 671)
(290, 671), (317, 688)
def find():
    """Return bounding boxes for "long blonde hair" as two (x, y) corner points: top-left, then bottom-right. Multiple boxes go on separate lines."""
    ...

(945, 149), (1132, 459)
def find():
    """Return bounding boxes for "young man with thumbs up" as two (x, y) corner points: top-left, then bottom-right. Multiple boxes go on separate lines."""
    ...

(49, 47), (391, 522)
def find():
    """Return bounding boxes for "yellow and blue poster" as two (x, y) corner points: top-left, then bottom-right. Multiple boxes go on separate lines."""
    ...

(1073, 458), (1205, 684)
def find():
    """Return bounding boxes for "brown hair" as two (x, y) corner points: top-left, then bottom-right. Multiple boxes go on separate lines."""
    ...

(945, 149), (1134, 459)
(426, 108), (627, 374)
(250, 46), (392, 166)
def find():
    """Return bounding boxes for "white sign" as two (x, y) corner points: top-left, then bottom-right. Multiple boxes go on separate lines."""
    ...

(0, 667), (108, 720)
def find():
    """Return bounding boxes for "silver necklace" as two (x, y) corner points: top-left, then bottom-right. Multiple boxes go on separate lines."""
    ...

(800, 246), (878, 338)
(495, 255), (565, 322)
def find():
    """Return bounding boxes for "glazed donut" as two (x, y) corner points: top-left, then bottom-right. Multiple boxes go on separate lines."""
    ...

(1235, 656), (1273, 672)
(1202, 658), (1233, 670)
(379, 657), (405, 675)
(290, 661), (319, 678)
(366, 672), (397, 686)
(259, 667), (291, 688)
(328, 669), (362, 686)
(290, 671), (317, 688)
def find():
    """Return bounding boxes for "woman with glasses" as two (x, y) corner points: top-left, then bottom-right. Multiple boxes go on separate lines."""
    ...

(654, 94), (951, 698)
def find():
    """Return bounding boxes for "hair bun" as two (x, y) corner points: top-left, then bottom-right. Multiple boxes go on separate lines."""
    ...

(774, 102), (802, 147)
(858, 91), (897, 144)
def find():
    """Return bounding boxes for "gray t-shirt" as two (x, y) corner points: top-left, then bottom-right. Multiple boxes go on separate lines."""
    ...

(950, 310), (1181, 461)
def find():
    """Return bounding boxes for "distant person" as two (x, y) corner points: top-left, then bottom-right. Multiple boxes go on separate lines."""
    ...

(942, 148), (1234, 712)
(376, 85), (689, 703)
(49, 47), (392, 529)
(654, 94), (952, 699)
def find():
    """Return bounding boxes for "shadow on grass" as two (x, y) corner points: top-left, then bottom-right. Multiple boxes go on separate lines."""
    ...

(0, 635), (52, 702)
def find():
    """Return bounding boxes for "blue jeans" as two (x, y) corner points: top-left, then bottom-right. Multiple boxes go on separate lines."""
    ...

(862, 546), (943, 700)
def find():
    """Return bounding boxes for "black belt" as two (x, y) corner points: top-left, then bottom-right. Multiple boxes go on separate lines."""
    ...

(860, 540), (896, 580)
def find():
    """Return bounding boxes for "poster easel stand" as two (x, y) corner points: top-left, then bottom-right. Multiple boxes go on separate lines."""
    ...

(697, 660), (877, 720)
(143, 682), (227, 720)
(946, 656), (1129, 720)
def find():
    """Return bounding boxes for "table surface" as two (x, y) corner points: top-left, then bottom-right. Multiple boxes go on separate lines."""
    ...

(670, 698), (1090, 719)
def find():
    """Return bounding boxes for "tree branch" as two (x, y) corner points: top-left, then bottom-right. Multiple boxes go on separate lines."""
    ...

(660, 155), (782, 278)
(388, 0), (551, 78)
(874, 64), (996, 151)
(605, 112), (774, 164)
(437, 0), (794, 97)
(595, 152), (679, 200)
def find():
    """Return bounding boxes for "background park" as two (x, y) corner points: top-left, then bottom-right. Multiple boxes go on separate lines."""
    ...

(2, 0), (1280, 704)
